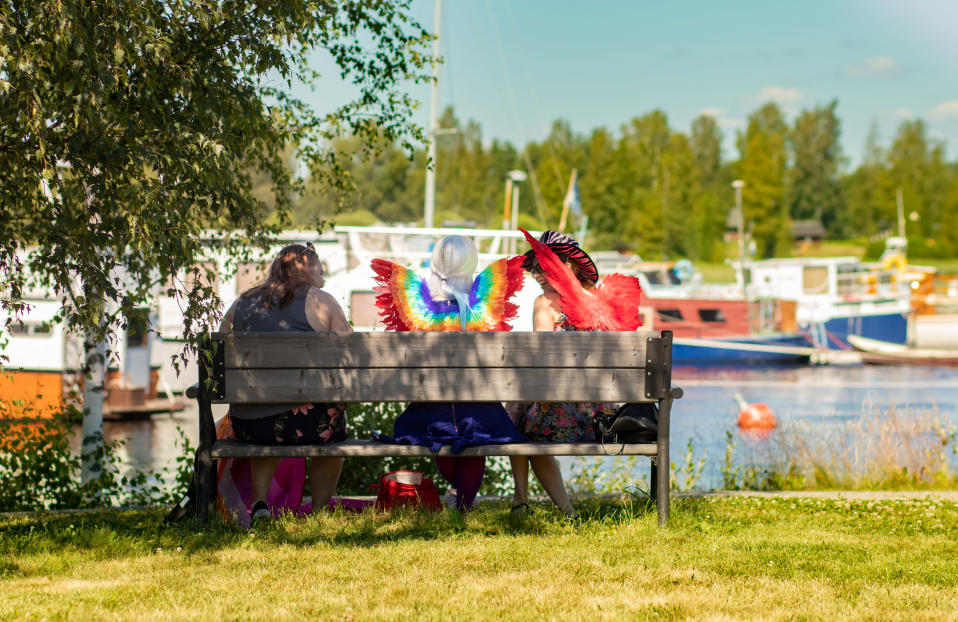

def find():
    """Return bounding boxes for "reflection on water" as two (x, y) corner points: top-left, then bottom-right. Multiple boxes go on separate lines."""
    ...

(67, 404), (229, 484)
(83, 365), (958, 492)
(652, 364), (958, 489)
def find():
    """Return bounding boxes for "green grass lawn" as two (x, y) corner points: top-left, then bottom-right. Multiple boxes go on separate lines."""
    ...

(2, 495), (957, 621)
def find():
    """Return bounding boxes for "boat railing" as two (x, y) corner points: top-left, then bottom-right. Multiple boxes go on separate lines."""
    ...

(336, 226), (533, 272)
(836, 266), (908, 300)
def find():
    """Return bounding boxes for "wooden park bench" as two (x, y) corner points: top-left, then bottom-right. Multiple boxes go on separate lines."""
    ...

(191, 330), (682, 526)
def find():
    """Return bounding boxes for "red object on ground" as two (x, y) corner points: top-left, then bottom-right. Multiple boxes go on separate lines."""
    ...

(374, 470), (442, 512)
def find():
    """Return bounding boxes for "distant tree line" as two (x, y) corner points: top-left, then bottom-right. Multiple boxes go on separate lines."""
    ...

(290, 101), (958, 260)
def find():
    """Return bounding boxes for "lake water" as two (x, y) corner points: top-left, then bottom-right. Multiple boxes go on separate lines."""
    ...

(89, 363), (958, 493)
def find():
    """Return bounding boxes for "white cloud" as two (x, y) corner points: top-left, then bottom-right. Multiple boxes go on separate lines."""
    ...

(895, 108), (914, 119)
(928, 100), (958, 121)
(698, 107), (726, 118)
(929, 129), (948, 142)
(696, 107), (743, 131)
(751, 86), (805, 106)
(842, 56), (900, 78)
(716, 116), (745, 131)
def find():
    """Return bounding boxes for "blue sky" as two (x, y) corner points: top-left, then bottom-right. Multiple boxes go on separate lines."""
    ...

(298, 0), (958, 169)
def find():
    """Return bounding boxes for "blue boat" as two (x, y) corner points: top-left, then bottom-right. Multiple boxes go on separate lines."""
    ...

(629, 256), (911, 366)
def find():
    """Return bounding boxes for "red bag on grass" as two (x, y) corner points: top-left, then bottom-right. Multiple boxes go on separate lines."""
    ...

(374, 470), (442, 512)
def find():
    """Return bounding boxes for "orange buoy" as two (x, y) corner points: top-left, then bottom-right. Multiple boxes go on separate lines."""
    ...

(734, 393), (777, 430)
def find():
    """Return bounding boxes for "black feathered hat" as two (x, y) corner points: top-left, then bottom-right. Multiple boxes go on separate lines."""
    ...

(521, 230), (598, 283)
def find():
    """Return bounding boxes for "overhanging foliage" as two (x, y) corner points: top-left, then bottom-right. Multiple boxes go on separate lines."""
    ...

(0, 0), (432, 354)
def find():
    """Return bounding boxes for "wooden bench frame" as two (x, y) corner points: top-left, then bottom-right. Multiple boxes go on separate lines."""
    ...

(193, 330), (681, 525)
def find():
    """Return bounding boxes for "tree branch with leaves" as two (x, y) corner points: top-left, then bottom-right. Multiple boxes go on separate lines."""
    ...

(0, 0), (432, 359)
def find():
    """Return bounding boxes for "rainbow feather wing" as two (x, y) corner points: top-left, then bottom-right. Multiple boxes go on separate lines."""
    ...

(463, 256), (526, 331)
(371, 259), (462, 331)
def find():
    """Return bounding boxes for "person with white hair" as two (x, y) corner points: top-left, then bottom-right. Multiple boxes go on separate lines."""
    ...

(371, 235), (527, 511)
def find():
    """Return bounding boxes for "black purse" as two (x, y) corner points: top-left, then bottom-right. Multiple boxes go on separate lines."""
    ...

(593, 403), (658, 444)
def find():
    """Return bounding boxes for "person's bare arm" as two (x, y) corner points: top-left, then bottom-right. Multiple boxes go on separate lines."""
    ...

(532, 293), (561, 332)
(306, 287), (353, 333)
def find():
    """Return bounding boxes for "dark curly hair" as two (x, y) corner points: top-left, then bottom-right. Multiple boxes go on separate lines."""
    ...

(242, 243), (323, 309)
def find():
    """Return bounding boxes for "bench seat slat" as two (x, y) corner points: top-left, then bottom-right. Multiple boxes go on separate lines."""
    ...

(211, 438), (657, 458)
(221, 367), (655, 403)
(214, 331), (653, 369)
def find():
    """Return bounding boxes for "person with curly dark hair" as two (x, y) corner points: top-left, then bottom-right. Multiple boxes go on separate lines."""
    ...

(220, 242), (352, 521)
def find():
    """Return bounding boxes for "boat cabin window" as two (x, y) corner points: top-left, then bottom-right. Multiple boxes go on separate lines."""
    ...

(656, 309), (684, 322)
(8, 322), (52, 337)
(643, 270), (681, 286)
(802, 266), (829, 294)
(697, 308), (726, 323)
(643, 271), (665, 285)
(349, 291), (384, 329)
(835, 264), (863, 295)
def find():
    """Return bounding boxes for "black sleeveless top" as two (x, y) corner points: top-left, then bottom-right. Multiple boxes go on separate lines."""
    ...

(229, 286), (313, 419)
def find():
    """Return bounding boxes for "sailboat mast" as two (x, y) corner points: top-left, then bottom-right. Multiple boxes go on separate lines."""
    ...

(423, 0), (442, 228)
(896, 186), (906, 239)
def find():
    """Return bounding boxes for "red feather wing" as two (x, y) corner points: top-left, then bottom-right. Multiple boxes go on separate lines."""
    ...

(520, 228), (599, 329)
(520, 228), (643, 331)
(371, 258), (412, 331)
(592, 273), (644, 331)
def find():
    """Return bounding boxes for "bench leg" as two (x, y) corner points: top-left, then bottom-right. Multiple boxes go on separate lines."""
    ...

(655, 444), (669, 526)
(196, 447), (215, 526)
(656, 395), (672, 527)
(649, 459), (657, 505)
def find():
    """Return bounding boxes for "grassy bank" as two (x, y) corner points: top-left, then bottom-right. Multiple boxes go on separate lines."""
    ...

(2, 495), (957, 620)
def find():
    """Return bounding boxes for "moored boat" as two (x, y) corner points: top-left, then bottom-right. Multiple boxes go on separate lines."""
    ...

(620, 254), (909, 365)
(0, 264), (185, 419)
(907, 269), (958, 349)
(848, 334), (958, 366)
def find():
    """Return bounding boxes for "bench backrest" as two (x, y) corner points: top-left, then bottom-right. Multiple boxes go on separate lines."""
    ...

(202, 330), (673, 404)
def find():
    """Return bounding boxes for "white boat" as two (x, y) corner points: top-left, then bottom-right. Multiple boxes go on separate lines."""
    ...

(908, 271), (958, 349)
(848, 334), (958, 366)
(584, 253), (909, 365)
(0, 263), (184, 418)
(733, 256), (912, 349)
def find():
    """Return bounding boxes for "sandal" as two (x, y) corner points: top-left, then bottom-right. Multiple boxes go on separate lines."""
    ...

(250, 500), (271, 521)
(510, 502), (529, 515)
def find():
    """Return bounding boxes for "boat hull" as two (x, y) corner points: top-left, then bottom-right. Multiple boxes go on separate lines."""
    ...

(848, 334), (958, 366)
(819, 311), (908, 347)
(673, 334), (813, 365)
(912, 313), (958, 350)
(0, 370), (68, 419)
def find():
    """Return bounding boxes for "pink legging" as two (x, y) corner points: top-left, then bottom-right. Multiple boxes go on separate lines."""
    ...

(434, 456), (485, 511)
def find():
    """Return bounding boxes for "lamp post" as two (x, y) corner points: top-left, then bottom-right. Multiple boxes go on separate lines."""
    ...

(506, 170), (527, 253)
(732, 179), (750, 327)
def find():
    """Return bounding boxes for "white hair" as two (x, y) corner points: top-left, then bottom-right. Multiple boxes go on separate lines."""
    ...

(427, 235), (478, 329)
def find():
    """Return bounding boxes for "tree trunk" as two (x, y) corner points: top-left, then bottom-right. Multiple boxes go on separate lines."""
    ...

(81, 333), (107, 484)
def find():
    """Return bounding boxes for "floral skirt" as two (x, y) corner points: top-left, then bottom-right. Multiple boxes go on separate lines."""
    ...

(231, 403), (347, 445)
(509, 401), (618, 442)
